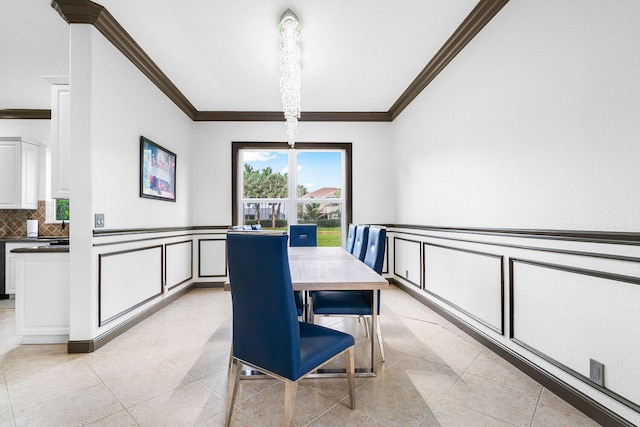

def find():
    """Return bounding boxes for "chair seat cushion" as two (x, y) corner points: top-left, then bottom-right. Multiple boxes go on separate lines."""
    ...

(311, 291), (372, 315)
(298, 322), (355, 377)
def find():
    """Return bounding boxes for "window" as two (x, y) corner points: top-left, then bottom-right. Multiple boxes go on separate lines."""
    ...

(55, 199), (70, 221)
(232, 142), (352, 247)
(45, 198), (70, 223)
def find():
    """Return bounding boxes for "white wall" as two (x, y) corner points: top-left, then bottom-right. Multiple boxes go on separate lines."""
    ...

(192, 121), (395, 226)
(389, 1), (640, 423)
(393, 0), (640, 232)
(68, 24), (193, 340)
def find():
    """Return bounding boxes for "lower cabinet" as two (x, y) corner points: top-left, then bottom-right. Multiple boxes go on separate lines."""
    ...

(4, 242), (49, 295)
(14, 252), (70, 344)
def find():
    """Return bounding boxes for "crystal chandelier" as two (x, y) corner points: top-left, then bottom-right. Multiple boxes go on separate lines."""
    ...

(279, 9), (301, 147)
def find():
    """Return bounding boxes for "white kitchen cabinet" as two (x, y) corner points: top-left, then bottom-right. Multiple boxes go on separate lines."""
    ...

(14, 251), (70, 344)
(50, 84), (70, 199)
(0, 138), (39, 209)
(5, 242), (49, 295)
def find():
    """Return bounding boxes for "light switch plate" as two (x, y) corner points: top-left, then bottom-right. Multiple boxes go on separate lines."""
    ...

(95, 213), (105, 228)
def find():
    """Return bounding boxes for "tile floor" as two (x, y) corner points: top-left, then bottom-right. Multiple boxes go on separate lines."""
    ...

(0, 286), (601, 426)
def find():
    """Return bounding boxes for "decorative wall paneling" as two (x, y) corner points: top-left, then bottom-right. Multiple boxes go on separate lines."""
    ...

(198, 238), (227, 279)
(98, 245), (163, 326)
(510, 258), (640, 413)
(423, 243), (503, 334)
(165, 240), (193, 290)
(392, 237), (421, 288)
(71, 226), (229, 353)
(386, 225), (640, 427)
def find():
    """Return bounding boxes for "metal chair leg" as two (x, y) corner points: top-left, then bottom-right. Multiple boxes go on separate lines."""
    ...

(225, 359), (241, 426)
(345, 346), (356, 409)
(284, 380), (298, 427)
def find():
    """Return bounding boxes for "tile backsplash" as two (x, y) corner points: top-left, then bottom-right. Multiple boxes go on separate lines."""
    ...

(0, 201), (69, 238)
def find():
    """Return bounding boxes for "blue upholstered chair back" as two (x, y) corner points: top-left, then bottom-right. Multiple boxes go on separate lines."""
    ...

(351, 225), (369, 261)
(345, 224), (356, 253)
(363, 227), (386, 274)
(226, 233), (301, 380)
(289, 224), (318, 247)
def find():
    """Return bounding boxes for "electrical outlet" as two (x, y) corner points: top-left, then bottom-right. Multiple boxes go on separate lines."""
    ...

(95, 213), (105, 228)
(590, 359), (604, 386)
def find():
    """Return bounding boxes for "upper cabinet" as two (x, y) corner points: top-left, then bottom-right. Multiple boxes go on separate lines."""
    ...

(50, 84), (70, 199)
(0, 138), (39, 209)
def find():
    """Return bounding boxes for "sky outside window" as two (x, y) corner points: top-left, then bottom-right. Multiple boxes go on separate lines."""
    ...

(242, 150), (342, 195)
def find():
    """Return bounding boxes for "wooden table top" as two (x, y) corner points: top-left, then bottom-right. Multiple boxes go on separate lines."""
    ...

(287, 247), (389, 291)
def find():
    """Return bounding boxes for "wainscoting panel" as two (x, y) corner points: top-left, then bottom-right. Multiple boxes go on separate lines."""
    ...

(99, 245), (163, 326)
(393, 237), (421, 288)
(198, 238), (227, 278)
(424, 243), (503, 333)
(165, 240), (193, 290)
(511, 258), (640, 411)
(385, 224), (640, 425)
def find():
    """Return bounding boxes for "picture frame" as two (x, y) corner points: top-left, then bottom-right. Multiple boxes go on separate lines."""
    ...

(140, 136), (177, 202)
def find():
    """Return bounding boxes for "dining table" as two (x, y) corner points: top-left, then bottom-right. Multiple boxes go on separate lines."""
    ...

(287, 246), (389, 376)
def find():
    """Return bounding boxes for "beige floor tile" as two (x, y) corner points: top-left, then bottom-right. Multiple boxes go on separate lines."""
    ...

(379, 354), (460, 401)
(421, 328), (484, 371)
(200, 369), (279, 402)
(531, 388), (601, 427)
(201, 406), (265, 427)
(447, 372), (540, 426)
(423, 396), (519, 427)
(0, 385), (13, 422)
(127, 380), (226, 426)
(5, 358), (102, 412)
(85, 410), (139, 426)
(12, 382), (123, 426)
(307, 401), (389, 427)
(466, 348), (542, 395)
(345, 373), (436, 426)
(235, 382), (339, 427)
(0, 287), (605, 426)
(99, 360), (198, 408)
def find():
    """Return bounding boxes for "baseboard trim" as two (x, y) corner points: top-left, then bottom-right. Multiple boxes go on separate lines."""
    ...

(67, 283), (194, 353)
(391, 279), (635, 427)
(192, 281), (226, 288)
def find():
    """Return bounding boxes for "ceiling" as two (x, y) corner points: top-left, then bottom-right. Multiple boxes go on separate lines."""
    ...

(1, 0), (482, 114)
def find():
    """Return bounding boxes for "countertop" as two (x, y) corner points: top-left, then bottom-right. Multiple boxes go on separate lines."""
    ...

(0, 237), (68, 243)
(2, 238), (70, 253)
(11, 245), (69, 253)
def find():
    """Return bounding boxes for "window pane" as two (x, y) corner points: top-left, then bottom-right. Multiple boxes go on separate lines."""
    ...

(296, 151), (342, 199)
(55, 199), (70, 221)
(242, 151), (289, 199)
(243, 202), (289, 229)
(297, 202), (342, 247)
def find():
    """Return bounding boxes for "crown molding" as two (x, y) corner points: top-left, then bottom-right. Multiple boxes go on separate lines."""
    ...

(389, 0), (510, 120)
(51, 0), (198, 120)
(46, 0), (509, 123)
(0, 109), (51, 120)
(194, 111), (392, 122)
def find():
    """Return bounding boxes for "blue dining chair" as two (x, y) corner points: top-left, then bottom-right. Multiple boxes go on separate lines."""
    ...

(345, 223), (356, 253)
(351, 224), (369, 261)
(289, 224), (318, 247)
(226, 232), (355, 426)
(311, 226), (387, 361)
(289, 224), (318, 316)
